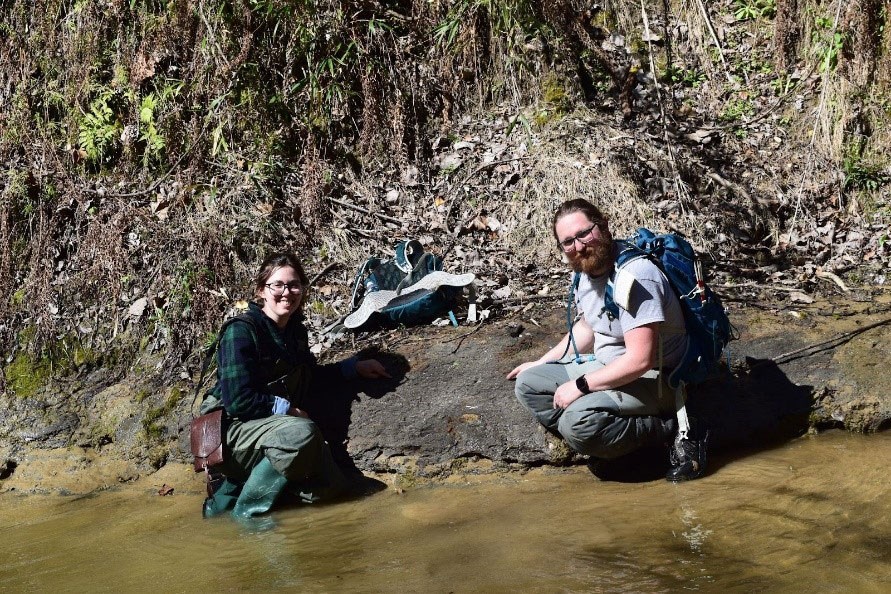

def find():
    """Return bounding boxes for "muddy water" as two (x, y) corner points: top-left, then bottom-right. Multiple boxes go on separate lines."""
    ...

(1, 431), (889, 593)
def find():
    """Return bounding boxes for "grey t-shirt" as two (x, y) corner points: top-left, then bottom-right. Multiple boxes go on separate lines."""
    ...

(574, 257), (687, 367)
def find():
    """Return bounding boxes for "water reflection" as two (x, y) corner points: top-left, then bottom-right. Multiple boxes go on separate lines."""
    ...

(0, 431), (888, 593)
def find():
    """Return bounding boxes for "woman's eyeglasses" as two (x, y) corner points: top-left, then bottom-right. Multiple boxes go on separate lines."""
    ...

(558, 222), (603, 253)
(265, 282), (303, 296)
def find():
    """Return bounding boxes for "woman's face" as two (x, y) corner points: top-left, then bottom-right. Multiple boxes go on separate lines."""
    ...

(259, 265), (304, 328)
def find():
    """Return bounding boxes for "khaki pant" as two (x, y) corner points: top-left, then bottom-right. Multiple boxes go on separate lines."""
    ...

(515, 358), (675, 459)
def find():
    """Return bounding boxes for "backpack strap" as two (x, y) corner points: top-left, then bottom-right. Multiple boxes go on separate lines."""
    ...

(395, 252), (442, 294)
(350, 257), (381, 309)
(601, 240), (647, 321)
(556, 272), (585, 363)
(190, 312), (258, 416)
(601, 239), (684, 335)
(394, 239), (424, 273)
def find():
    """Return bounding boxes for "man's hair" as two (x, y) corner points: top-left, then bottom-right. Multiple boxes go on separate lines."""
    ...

(253, 252), (309, 308)
(551, 199), (607, 240)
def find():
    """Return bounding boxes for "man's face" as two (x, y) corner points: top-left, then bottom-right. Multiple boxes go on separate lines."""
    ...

(554, 211), (613, 276)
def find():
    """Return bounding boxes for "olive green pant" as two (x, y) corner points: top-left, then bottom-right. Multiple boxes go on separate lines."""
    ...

(220, 414), (350, 501)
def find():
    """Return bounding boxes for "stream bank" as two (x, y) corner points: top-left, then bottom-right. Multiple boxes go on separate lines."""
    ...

(2, 294), (889, 495)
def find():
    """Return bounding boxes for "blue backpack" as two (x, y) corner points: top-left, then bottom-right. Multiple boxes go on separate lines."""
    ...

(344, 240), (475, 331)
(598, 228), (736, 388)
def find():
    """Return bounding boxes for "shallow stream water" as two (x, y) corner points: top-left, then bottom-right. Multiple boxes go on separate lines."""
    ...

(1, 430), (889, 593)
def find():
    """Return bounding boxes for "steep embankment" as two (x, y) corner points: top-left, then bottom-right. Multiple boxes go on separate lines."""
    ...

(1, 1), (889, 485)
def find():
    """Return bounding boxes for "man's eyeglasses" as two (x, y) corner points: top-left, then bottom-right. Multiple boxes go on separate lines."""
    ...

(265, 281), (303, 296)
(558, 222), (603, 252)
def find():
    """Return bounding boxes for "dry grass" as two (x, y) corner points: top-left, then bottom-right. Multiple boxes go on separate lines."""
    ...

(1, 0), (889, 385)
(503, 112), (656, 261)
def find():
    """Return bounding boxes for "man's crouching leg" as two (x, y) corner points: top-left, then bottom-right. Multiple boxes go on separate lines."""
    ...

(557, 397), (675, 460)
(514, 363), (572, 432)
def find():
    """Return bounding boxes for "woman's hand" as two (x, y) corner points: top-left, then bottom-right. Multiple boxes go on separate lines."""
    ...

(356, 359), (392, 379)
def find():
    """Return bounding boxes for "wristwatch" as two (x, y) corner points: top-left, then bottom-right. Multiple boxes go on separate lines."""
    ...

(575, 375), (591, 394)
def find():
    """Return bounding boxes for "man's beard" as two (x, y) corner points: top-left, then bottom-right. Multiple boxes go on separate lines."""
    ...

(568, 235), (614, 277)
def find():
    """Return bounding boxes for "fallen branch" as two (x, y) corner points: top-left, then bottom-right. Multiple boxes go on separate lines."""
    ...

(457, 156), (531, 187)
(326, 196), (403, 225)
(309, 262), (338, 287)
(713, 282), (806, 293)
(491, 294), (562, 305)
(815, 269), (850, 293)
(770, 316), (891, 365)
(706, 172), (754, 205)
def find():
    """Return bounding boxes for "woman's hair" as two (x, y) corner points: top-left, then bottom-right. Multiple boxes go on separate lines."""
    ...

(551, 199), (607, 240)
(253, 252), (310, 308)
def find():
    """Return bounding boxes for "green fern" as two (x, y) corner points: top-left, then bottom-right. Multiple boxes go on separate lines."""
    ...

(77, 91), (120, 163)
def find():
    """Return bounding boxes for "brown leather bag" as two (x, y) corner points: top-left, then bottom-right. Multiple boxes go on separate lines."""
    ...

(190, 409), (224, 472)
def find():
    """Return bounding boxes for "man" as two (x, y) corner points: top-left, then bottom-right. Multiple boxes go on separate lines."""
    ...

(506, 198), (707, 481)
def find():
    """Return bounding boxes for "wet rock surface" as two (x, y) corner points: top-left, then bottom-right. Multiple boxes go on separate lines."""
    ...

(337, 297), (891, 475)
(1, 297), (889, 492)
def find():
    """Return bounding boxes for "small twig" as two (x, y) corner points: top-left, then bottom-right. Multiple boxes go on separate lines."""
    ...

(790, 0), (844, 231)
(457, 156), (531, 187)
(442, 229), (461, 260)
(308, 262), (338, 287)
(693, 0), (732, 83)
(83, 130), (202, 199)
(706, 172), (754, 205)
(448, 322), (486, 354)
(81, 81), (229, 199)
(491, 294), (561, 305)
(331, 209), (376, 238)
(640, 1), (692, 210)
(326, 196), (403, 225)
(815, 269), (850, 293)
(197, 3), (229, 70)
(770, 317), (891, 365)
(440, 156), (532, 258)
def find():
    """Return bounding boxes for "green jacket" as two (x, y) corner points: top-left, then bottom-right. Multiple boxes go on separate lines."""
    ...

(206, 302), (353, 421)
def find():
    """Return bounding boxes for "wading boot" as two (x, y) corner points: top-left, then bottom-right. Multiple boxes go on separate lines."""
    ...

(202, 471), (242, 518)
(232, 457), (288, 519)
(666, 421), (710, 482)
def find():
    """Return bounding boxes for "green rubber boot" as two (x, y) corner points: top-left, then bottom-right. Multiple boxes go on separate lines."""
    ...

(202, 478), (242, 518)
(231, 457), (289, 519)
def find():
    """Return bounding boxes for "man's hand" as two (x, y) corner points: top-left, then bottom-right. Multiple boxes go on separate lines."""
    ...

(553, 380), (583, 409)
(287, 406), (309, 418)
(356, 359), (392, 379)
(506, 360), (541, 380)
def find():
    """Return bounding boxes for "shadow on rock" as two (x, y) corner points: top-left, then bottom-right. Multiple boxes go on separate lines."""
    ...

(686, 356), (814, 474)
(303, 349), (410, 476)
(587, 357), (813, 484)
(588, 446), (670, 483)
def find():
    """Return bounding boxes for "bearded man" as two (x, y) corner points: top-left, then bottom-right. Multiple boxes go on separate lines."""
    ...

(507, 198), (708, 481)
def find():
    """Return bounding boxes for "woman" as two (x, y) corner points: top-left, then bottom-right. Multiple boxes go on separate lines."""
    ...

(200, 252), (390, 518)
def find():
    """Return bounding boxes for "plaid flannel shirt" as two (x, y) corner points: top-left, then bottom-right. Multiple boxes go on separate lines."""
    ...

(211, 303), (344, 421)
